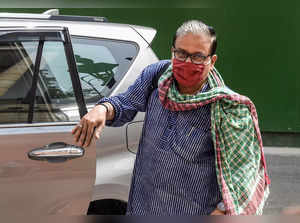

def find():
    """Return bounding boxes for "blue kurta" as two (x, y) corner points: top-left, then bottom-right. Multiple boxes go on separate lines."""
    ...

(98, 60), (222, 215)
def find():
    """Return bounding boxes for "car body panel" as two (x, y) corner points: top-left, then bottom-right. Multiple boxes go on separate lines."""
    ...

(0, 125), (96, 215)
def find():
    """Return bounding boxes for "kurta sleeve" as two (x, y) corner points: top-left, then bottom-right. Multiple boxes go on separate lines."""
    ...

(96, 60), (170, 127)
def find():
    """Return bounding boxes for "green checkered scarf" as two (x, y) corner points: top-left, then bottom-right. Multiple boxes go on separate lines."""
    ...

(158, 64), (270, 215)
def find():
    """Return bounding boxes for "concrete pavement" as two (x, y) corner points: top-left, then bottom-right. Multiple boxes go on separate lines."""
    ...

(263, 146), (300, 215)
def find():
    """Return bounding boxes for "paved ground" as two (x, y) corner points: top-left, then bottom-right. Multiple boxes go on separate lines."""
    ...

(263, 147), (300, 215)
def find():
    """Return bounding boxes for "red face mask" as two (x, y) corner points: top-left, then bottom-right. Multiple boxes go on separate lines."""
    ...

(172, 58), (206, 87)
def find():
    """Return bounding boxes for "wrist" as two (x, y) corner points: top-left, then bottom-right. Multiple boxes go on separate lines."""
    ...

(96, 102), (114, 121)
(98, 103), (109, 113)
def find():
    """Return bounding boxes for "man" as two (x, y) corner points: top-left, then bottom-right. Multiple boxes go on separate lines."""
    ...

(72, 20), (270, 215)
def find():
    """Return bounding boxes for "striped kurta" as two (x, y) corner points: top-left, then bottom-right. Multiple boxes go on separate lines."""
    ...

(98, 61), (222, 215)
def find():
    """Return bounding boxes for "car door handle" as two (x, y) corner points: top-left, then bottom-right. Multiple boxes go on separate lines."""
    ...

(28, 142), (85, 162)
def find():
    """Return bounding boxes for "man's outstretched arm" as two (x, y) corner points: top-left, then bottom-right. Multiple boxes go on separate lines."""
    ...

(71, 61), (170, 148)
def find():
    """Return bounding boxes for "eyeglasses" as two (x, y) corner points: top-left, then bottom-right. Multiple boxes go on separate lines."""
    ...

(172, 48), (212, 65)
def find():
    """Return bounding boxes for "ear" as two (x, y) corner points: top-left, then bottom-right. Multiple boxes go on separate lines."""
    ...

(210, 54), (217, 68)
(171, 47), (175, 59)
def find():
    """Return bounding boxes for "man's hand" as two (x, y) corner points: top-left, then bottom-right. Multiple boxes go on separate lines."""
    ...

(72, 104), (108, 147)
(210, 208), (226, 215)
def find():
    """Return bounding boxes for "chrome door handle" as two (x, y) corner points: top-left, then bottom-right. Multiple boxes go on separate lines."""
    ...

(28, 142), (84, 162)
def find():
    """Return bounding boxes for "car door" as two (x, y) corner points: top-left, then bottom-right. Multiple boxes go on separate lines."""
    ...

(0, 27), (95, 216)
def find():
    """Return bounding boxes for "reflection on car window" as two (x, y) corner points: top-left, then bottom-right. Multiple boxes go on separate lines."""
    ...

(71, 37), (138, 104)
(0, 36), (79, 124)
(0, 41), (36, 124)
(32, 41), (79, 122)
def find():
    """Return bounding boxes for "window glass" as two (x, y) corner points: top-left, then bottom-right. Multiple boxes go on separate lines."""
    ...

(0, 41), (36, 124)
(32, 41), (79, 122)
(0, 33), (79, 124)
(71, 37), (138, 104)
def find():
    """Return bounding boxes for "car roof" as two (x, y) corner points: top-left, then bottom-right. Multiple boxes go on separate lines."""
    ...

(0, 11), (157, 46)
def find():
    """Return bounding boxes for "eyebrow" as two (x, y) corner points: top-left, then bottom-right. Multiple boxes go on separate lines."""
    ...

(176, 47), (206, 55)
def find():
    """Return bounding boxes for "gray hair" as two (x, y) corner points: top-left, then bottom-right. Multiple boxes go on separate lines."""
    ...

(172, 20), (217, 55)
(176, 20), (210, 38)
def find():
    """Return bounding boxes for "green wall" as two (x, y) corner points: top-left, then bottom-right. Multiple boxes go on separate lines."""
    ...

(1, 8), (299, 133)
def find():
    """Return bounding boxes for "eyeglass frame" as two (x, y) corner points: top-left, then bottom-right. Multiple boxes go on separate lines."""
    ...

(171, 47), (212, 65)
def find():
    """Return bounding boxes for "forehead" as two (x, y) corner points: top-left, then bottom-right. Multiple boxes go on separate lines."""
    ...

(175, 33), (212, 55)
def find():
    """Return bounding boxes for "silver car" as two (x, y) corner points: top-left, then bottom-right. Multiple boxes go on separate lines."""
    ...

(0, 9), (158, 216)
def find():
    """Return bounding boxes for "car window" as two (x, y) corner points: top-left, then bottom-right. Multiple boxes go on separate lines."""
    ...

(0, 35), (79, 124)
(71, 37), (138, 104)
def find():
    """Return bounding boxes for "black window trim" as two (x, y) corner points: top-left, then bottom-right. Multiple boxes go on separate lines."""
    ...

(62, 29), (87, 118)
(70, 34), (140, 55)
(28, 37), (44, 123)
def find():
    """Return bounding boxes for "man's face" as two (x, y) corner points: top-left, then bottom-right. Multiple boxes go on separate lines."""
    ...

(173, 32), (217, 85)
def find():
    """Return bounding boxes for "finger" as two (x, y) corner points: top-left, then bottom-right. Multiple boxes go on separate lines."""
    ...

(79, 122), (88, 146)
(84, 122), (96, 147)
(211, 210), (225, 215)
(210, 209), (218, 215)
(210, 211), (217, 215)
(71, 126), (77, 134)
(94, 122), (105, 140)
(72, 125), (81, 135)
(73, 124), (83, 143)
